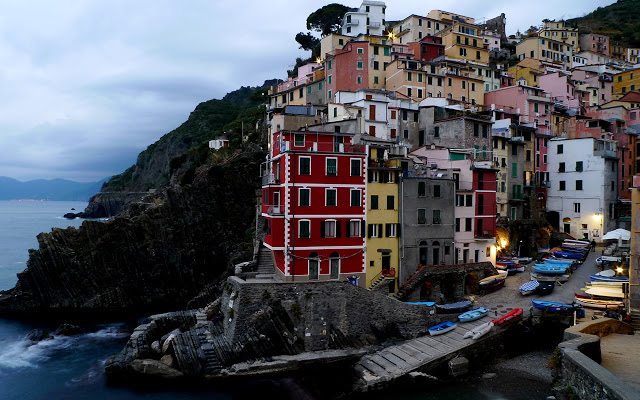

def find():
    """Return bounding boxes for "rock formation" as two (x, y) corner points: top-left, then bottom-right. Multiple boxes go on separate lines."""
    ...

(0, 147), (266, 319)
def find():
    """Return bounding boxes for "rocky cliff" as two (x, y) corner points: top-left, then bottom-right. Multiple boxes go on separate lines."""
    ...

(0, 147), (266, 319)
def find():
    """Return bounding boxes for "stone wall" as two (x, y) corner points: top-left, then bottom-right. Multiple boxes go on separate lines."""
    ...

(556, 319), (637, 400)
(223, 277), (450, 352)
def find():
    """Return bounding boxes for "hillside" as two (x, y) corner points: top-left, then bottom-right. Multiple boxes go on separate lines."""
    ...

(0, 176), (107, 201)
(568, 0), (640, 47)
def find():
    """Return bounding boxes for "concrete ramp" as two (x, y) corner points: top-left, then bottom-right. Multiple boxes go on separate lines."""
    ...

(354, 315), (500, 391)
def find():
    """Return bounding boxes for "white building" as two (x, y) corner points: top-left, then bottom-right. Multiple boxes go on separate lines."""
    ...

(209, 138), (229, 150)
(341, 1), (386, 37)
(547, 137), (618, 240)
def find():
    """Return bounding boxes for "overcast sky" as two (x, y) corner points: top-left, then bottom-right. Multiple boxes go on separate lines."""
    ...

(0, 0), (614, 182)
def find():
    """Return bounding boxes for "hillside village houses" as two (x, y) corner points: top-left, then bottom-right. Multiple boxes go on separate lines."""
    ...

(260, 1), (640, 297)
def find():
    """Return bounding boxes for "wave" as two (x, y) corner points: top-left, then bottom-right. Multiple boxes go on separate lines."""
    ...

(84, 324), (131, 339)
(0, 335), (75, 370)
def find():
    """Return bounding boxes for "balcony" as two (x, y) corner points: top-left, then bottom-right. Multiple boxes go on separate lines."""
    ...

(261, 173), (280, 186)
(263, 205), (284, 216)
(368, 21), (381, 28)
(344, 18), (359, 26)
(475, 230), (495, 240)
(281, 140), (366, 154)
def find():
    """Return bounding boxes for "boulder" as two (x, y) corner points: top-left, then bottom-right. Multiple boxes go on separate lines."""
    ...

(151, 340), (161, 355)
(162, 333), (176, 354)
(130, 359), (184, 379)
(26, 328), (52, 342)
(54, 323), (82, 336)
(160, 354), (174, 367)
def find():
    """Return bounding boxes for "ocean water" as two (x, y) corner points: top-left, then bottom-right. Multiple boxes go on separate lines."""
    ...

(0, 201), (547, 399)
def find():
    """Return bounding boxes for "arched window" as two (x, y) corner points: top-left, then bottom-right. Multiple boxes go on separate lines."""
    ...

(329, 252), (340, 280)
(309, 252), (319, 280)
(419, 241), (428, 266)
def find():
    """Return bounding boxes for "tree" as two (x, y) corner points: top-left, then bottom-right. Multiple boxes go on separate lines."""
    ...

(525, 25), (538, 35)
(306, 3), (351, 36)
(295, 32), (320, 51)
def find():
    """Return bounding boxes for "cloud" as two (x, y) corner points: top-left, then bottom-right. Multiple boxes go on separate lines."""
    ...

(0, 0), (616, 181)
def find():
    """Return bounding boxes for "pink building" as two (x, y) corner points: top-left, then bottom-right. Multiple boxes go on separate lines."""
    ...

(539, 71), (582, 113)
(572, 69), (613, 106)
(579, 33), (610, 56)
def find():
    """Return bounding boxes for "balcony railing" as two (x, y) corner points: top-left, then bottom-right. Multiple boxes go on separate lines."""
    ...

(281, 140), (366, 154)
(263, 205), (284, 215)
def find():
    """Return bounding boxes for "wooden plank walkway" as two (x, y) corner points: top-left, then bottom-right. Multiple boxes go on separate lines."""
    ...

(354, 315), (499, 390)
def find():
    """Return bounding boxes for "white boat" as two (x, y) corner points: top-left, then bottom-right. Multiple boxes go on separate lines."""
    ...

(463, 321), (493, 340)
(584, 286), (625, 299)
(595, 269), (616, 277)
(531, 272), (570, 283)
(574, 297), (625, 309)
(479, 272), (508, 287)
(519, 280), (539, 295)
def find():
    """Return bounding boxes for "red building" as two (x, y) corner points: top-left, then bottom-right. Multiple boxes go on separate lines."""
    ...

(408, 36), (444, 62)
(261, 129), (367, 285)
(324, 41), (370, 103)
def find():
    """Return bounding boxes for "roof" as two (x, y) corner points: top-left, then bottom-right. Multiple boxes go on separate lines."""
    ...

(618, 91), (640, 103)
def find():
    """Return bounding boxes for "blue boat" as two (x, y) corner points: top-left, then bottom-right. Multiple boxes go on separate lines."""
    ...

(543, 258), (574, 266)
(532, 299), (577, 313)
(519, 280), (539, 295)
(589, 275), (629, 283)
(458, 307), (489, 322)
(551, 249), (583, 259)
(406, 301), (436, 306)
(532, 264), (568, 274)
(428, 321), (457, 336)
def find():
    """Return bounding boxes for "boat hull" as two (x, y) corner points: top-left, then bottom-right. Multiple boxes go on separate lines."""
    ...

(459, 307), (490, 322)
(429, 321), (457, 335)
(574, 297), (625, 309)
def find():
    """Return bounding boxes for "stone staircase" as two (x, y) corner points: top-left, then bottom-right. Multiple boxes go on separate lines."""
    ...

(629, 310), (640, 331)
(256, 245), (275, 278)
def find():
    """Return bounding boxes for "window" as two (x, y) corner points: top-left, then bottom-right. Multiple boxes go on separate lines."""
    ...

(299, 220), (310, 238)
(326, 189), (337, 207)
(433, 210), (441, 224)
(576, 180), (583, 190)
(387, 195), (394, 210)
(357, 76), (362, 85)
(385, 223), (397, 238)
(559, 181), (566, 191)
(322, 220), (337, 238)
(348, 220), (361, 237)
(368, 223), (381, 238)
(512, 163), (517, 178)
(328, 60), (332, 70)
(299, 157), (311, 175)
(448, 77), (452, 86)
(559, 162), (565, 172)
(357, 47), (363, 54)
(574, 202), (581, 213)
(418, 74), (423, 83)
(482, 125), (488, 138)
(462, 80), (466, 89)
(402, 110), (408, 120)
(351, 189), (361, 207)
(434, 185), (441, 197)
(466, 194), (472, 207)
(557, 144), (563, 154)
(350, 159), (361, 176)
(326, 158), (337, 176)
(373, 46), (379, 55)
(465, 218), (472, 231)
(526, 150), (531, 161)
(407, 72), (412, 81)
(371, 195), (379, 209)
(576, 161), (583, 172)
(357, 61), (363, 70)
(328, 75), (332, 84)
(418, 182), (426, 197)
(474, 123), (479, 137)
(299, 188), (310, 206)
(543, 154), (547, 164)
(455, 218), (460, 232)
(418, 209), (427, 224)
(373, 61), (379, 70)
(294, 134), (305, 147)
(434, 126), (439, 137)
(611, 180), (615, 191)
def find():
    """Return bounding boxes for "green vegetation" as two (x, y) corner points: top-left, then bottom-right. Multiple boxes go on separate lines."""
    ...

(101, 80), (273, 193)
(569, 0), (640, 47)
(306, 3), (351, 36)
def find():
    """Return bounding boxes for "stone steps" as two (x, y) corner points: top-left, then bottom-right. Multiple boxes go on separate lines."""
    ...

(257, 245), (274, 275)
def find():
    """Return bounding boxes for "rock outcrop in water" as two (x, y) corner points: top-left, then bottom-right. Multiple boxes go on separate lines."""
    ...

(0, 148), (265, 319)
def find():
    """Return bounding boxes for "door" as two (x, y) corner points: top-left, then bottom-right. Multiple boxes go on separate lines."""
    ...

(330, 253), (339, 280)
(309, 256), (319, 280)
(564, 223), (571, 234)
(382, 254), (391, 273)
(419, 241), (428, 266)
(273, 191), (280, 214)
(463, 249), (469, 263)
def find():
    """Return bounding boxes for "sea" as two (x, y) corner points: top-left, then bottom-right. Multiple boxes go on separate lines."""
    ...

(0, 200), (548, 399)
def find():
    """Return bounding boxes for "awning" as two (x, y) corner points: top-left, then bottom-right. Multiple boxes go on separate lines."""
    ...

(601, 228), (630, 241)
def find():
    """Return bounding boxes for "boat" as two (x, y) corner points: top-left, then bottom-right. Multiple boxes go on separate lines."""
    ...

(536, 281), (555, 294)
(594, 269), (616, 277)
(406, 301), (436, 306)
(428, 321), (457, 335)
(564, 239), (590, 245)
(507, 267), (518, 276)
(459, 307), (490, 322)
(532, 264), (568, 274)
(519, 280), (539, 295)
(584, 286), (625, 299)
(492, 308), (523, 326)
(530, 272), (570, 283)
(538, 247), (550, 253)
(596, 256), (622, 268)
(574, 297), (625, 309)
(515, 265), (525, 273)
(463, 321), (494, 340)
(481, 278), (506, 293)
(532, 299), (577, 313)
(496, 259), (517, 266)
(479, 273), (507, 287)
(589, 274), (629, 283)
(550, 248), (583, 259)
(435, 300), (473, 314)
(543, 258), (574, 266)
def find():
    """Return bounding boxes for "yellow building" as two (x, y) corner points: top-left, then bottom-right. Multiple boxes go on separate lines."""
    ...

(538, 20), (578, 47)
(437, 22), (490, 65)
(516, 37), (573, 66)
(613, 67), (640, 98)
(385, 59), (485, 105)
(508, 59), (545, 87)
(426, 10), (474, 25)
(365, 35), (392, 90)
(366, 145), (402, 294)
(391, 14), (449, 45)
(319, 33), (352, 59)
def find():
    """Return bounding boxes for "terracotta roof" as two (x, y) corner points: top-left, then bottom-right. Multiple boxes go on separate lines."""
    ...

(619, 91), (640, 103)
